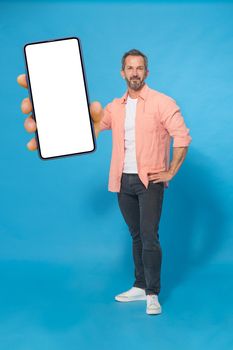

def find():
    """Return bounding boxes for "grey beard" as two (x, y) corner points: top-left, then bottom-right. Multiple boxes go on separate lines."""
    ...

(126, 79), (145, 91)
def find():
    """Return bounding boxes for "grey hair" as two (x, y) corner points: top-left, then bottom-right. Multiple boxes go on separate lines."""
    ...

(121, 49), (148, 71)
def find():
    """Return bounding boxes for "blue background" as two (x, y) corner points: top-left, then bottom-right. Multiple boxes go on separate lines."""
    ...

(0, 0), (233, 349)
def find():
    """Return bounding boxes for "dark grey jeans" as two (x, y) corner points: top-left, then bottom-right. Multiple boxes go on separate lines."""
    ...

(117, 173), (164, 295)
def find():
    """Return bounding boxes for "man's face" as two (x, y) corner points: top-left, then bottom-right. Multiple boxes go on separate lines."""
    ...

(121, 55), (148, 91)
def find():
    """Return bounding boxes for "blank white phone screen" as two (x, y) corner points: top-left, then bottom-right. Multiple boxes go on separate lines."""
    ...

(24, 38), (95, 159)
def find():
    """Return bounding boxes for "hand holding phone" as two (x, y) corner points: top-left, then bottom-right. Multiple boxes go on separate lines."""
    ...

(17, 40), (104, 153)
(21, 37), (101, 159)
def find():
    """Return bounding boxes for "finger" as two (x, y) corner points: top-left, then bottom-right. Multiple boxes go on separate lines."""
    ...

(150, 176), (165, 181)
(148, 173), (162, 179)
(27, 137), (37, 151)
(152, 179), (163, 183)
(21, 97), (32, 114)
(90, 101), (103, 123)
(17, 74), (28, 89)
(151, 177), (162, 182)
(148, 175), (160, 180)
(24, 115), (37, 133)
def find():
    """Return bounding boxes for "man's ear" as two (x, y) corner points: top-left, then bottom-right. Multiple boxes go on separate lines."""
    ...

(120, 70), (125, 79)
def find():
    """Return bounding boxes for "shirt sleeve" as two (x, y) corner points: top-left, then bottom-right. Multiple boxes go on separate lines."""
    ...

(159, 96), (192, 147)
(99, 102), (112, 131)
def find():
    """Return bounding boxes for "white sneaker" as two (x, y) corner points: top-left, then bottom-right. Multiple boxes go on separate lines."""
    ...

(115, 287), (146, 302)
(146, 294), (162, 315)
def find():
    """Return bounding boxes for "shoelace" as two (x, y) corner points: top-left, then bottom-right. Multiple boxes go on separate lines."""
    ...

(148, 295), (159, 307)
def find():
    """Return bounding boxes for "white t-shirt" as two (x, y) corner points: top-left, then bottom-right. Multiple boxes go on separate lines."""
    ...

(122, 95), (138, 173)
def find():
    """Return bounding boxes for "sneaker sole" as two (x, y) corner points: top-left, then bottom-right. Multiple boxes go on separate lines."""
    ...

(146, 307), (162, 315)
(115, 295), (147, 302)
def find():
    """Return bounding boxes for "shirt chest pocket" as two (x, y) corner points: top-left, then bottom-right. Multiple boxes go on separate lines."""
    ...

(141, 113), (158, 133)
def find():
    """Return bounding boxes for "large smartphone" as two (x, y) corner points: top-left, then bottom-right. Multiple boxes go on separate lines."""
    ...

(23, 37), (96, 160)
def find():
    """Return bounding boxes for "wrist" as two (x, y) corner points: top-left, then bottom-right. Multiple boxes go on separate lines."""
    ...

(168, 168), (175, 177)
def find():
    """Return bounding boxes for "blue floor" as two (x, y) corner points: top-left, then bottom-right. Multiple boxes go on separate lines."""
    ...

(0, 260), (232, 350)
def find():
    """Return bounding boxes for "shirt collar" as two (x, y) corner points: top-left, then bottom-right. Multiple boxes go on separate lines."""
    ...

(120, 82), (149, 104)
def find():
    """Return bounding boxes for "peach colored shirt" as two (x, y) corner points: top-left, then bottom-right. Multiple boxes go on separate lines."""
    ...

(99, 83), (192, 192)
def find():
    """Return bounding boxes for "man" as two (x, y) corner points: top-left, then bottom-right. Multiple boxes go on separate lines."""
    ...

(17, 49), (192, 316)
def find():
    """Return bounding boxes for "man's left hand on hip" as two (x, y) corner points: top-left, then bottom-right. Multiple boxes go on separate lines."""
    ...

(148, 171), (174, 183)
